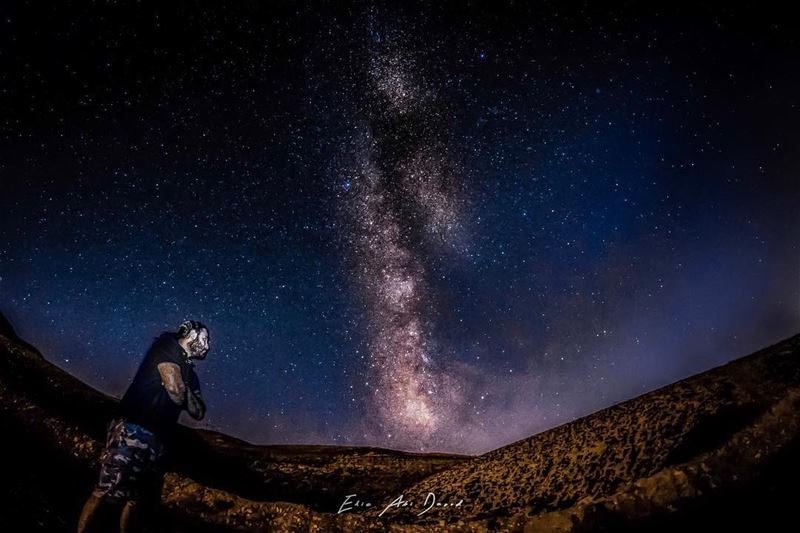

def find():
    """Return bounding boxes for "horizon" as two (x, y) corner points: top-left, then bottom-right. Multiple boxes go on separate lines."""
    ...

(2, 306), (798, 457)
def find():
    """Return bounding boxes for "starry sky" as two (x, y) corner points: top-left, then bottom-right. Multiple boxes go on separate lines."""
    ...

(1, 1), (798, 454)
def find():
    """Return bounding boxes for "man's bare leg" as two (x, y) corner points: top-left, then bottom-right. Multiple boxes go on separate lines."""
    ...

(77, 493), (109, 533)
(119, 499), (139, 533)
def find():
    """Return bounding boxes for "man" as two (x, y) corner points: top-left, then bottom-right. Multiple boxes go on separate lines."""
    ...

(77, 320), (210, 533)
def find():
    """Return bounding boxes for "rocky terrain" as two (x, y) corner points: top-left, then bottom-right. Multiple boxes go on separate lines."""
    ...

(1, 309), (799, 531)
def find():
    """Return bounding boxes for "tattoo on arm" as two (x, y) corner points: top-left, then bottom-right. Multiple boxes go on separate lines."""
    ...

(157, 362), (186, 406)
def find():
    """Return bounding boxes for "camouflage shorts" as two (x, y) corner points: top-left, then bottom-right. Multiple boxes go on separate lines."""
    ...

(92, 418), (166, 504)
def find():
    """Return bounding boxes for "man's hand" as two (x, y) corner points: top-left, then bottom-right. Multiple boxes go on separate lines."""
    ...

(157, 362), (186, 406)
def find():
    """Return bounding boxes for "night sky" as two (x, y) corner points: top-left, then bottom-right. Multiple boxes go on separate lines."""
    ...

(1, 1), (798, 454)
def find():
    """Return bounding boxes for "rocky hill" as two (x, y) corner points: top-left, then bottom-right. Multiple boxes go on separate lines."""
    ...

(1, 309), (799, 531)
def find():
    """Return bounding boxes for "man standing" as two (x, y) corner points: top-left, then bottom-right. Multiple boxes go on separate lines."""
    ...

(77, 320), (210, 533)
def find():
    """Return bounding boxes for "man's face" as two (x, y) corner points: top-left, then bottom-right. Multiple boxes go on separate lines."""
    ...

(187, 328), (210, 360)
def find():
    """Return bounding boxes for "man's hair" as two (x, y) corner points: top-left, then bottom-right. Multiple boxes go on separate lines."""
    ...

(176, 319), (209, 339)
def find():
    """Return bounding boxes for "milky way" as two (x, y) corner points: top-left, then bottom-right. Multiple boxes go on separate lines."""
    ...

(338, 22), (472, 450)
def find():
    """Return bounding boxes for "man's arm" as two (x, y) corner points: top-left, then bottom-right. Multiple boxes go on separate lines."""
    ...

(157, 362), (186, 406)
(185, 370), (206, 421)
(186, 389), (206, 420)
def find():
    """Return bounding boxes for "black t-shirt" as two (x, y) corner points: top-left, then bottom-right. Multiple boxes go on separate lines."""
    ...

(119, 332), (200, 441)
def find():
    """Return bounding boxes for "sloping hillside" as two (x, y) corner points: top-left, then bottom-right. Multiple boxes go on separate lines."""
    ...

(364, 331), (800, 530)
